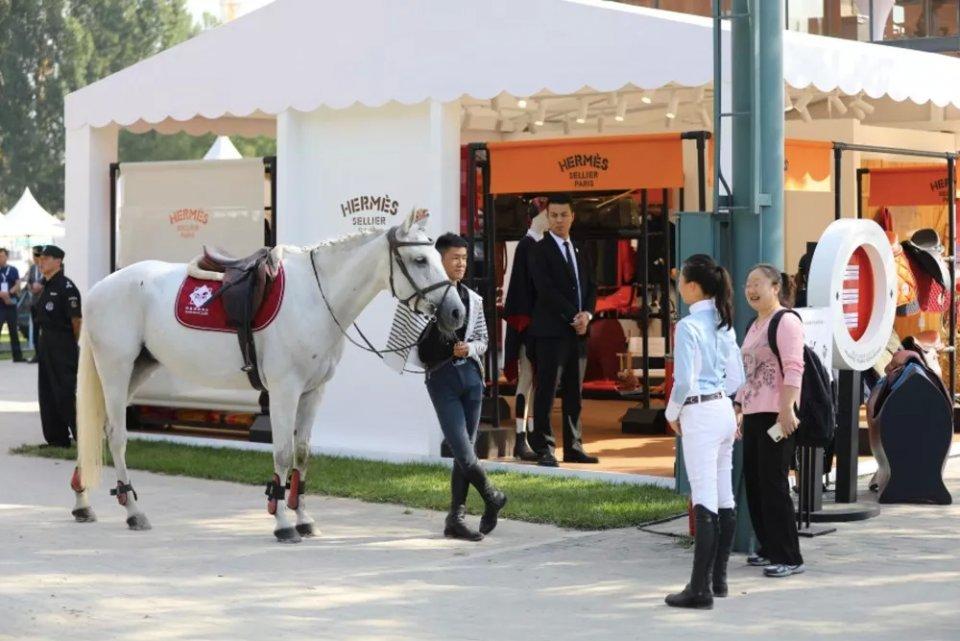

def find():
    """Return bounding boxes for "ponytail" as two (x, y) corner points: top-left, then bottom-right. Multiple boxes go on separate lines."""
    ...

(750, 263), (793, 307)
(714, 264), (735, 330)
(680, 254), (735, 330)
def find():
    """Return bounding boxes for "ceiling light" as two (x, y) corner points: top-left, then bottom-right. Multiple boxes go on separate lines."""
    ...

(828, 93), (847, 116)
(640, 90), (653, 105)
(534, 102), (546, 126)
(517, 98), (528, 109)
(665, 92), (680, 119)
(576, 98), (588, 124)
(615, 95), (628, 122)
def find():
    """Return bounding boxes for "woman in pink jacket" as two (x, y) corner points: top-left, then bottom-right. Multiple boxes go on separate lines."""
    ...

(735, 264), (805, 578)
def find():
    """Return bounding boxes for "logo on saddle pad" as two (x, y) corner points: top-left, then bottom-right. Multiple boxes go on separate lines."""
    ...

(187, 284), (214, 313)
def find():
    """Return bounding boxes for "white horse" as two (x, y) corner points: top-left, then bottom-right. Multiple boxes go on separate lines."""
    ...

(71, 209), (464, 542)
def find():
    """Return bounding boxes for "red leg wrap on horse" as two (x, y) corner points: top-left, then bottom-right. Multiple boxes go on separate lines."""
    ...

(70, 467), (84, 493)
(287, 470), (300, 510)
(267, 473), (281, 515)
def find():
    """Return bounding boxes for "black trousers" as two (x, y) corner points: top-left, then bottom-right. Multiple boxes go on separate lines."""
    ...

(1, 304), (22, 361)
(38, 329), (79, 447)
(742, 412), (804, 566)
(529, 335), (586, 456)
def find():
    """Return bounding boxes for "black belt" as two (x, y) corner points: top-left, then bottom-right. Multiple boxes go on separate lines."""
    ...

(682, 391), (725, 406)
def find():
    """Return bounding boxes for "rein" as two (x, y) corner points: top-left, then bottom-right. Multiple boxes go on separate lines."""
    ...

(309, 227), (453, 360)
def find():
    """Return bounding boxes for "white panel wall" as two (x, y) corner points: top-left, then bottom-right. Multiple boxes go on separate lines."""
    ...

(277, 101), (461, 456)
(64, 124), (119, 293)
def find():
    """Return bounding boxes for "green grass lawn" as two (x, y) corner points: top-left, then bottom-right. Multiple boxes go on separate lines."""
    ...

(12, 440), (687, 530)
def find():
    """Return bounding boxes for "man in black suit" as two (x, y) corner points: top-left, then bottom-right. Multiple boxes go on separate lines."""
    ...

(527, 193), (599, 467)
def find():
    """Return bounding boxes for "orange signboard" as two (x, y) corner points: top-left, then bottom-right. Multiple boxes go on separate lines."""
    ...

(867, 165), (958, 207)
(487, 133), (685, 194)
(785, 139), (831, 192)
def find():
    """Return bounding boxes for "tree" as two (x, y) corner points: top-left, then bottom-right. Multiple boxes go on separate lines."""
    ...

(0, 0), (215, 213)
(0, 0), (74, 213)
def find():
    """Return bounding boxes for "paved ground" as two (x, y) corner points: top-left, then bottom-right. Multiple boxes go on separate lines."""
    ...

(0, 360), (957, 641)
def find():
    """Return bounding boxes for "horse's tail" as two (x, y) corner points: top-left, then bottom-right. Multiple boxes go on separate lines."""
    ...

(76, 326), (105, 488)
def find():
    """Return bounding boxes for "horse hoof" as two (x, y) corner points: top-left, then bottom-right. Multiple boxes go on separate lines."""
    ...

(126, 514), (152, 531)
(71, 507), (96, 523)
(274, 527), (302, 543)
(296, 522), (318, 538)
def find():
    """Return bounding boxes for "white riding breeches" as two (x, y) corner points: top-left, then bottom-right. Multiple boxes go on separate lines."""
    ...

(516, 343), (535, 428)
(680, 397), (737, 514)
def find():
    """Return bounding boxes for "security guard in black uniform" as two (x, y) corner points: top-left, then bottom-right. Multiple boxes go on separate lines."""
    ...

(36, 245), (82, 447)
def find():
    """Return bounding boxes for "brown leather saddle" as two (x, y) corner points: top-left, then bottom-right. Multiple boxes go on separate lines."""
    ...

(199, 246), (280, 391)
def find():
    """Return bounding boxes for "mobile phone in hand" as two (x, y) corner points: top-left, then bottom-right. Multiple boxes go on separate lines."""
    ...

(767, 423), (785, 442)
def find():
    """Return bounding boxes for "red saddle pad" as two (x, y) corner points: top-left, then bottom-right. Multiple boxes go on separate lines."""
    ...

(175, 265), (285, 333)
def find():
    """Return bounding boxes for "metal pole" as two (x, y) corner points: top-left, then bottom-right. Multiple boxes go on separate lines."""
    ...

(758, 0), (784, 268)
(641, 189), (650, 410)
(109, 163), (119, 273)
(662, 188), (671, 354)
(856, 168), (868, 220)
(266, 156), (277, 246)
(480, 155), (500, 427)
(949, 157), (956, 405)
(835, 369), (863, 503)
(834, 145), (843, 220)
(730, 0), (759, 336)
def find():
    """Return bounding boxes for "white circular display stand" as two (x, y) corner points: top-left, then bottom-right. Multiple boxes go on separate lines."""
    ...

(807, 218), (896, 372)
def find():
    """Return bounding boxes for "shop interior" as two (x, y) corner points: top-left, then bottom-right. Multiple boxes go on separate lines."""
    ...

(462, 129), (960, 477)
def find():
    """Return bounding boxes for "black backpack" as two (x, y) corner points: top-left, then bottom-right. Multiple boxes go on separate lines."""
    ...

(751, 309), (837, 447)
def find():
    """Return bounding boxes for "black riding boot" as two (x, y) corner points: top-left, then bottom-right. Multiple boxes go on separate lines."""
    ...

(665, 505), (718, 609)
(513, 429), (539, 461)
(462, 462), (507, 535)
(712, 508), (736, 597)
(444, 467), (483, 541)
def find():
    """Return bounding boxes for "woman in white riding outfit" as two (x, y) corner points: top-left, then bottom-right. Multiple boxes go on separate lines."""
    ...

(664, 254), (744, 610)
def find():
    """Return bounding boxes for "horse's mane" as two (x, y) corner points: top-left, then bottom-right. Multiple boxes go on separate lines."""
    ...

(277, 229), (384, 257)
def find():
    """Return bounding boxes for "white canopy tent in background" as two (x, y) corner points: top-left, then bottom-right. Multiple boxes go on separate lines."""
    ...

(63, 0), (960, 459)
(204, 135), (243, 160)
(2, 188), (65, 238)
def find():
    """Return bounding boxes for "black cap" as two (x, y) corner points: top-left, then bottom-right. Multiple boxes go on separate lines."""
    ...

(32, 245), (43, 255)
(41, 245), (65, 259)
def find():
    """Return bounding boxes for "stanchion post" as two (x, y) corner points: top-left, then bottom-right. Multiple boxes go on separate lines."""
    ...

(834, 369), (863, 503)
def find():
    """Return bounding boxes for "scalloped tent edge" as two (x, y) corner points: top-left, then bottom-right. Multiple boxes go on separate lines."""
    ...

(64, 0), (960, 136)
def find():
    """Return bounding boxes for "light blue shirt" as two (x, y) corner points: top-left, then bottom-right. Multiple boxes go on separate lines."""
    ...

(665, 299), (745, 422)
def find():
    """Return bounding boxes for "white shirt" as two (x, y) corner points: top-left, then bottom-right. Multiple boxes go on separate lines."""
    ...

(549, 230), (581, 311)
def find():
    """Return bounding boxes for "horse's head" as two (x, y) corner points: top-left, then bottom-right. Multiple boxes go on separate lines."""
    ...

(388, 208), (466, 333)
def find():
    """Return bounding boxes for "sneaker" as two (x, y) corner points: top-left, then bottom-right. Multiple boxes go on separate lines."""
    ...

(747, 554), (770, 567)
(764, 563), (805, 578)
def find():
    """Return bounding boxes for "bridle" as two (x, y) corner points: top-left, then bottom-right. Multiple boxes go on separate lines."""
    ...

(309, 226), (454, 358)
(385, 227), (455, 316)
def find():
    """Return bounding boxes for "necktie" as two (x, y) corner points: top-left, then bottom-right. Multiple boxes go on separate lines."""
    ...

(563, 241), (581, 311)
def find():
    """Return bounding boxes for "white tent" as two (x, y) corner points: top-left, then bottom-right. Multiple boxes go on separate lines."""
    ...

(204, 135), (243, 160)
(63, 0), (960, 459)
(3, 188), (65, 238)
(65, 0), (960, 135)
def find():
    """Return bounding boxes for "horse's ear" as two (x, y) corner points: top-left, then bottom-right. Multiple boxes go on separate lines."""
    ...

(400, 207), (429, 235)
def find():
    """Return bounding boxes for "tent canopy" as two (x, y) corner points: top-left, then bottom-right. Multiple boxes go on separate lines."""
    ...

(64, 0), (960, 135)
(204, 136), (243, 160)
(2, 188), (65, 238)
